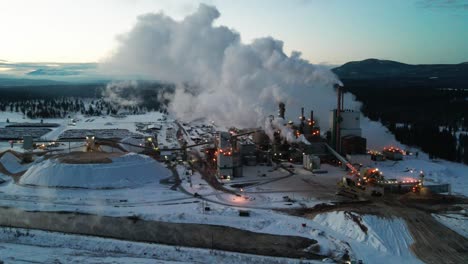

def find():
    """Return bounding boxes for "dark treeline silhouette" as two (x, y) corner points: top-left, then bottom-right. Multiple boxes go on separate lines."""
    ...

(0, 84), (102, 100)
(343, 78), (468, 164)
(0, 82), (174, 118)
(0, 98), (151, 119)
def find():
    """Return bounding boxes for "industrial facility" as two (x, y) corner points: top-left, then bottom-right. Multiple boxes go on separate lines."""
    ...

(0, 84), (461, 264)
(202, 84), (366, 180)
(0, 83), (451, 203)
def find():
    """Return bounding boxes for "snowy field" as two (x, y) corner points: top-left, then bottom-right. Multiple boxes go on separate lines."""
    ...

(0, 227), (319, 264)
(0, 162), (425, 263)
(432, 212), (468, 238)
(313, 211), (422, 264)
(0, 156), (423, 263)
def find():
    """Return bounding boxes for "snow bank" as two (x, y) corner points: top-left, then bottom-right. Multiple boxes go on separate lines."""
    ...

(0, 152), (29, 173)
(430, 160), (468, 196)
(19, 153), (171, 189)
(432, 213), (468, 238)
(314, 211), (422, 263)
(0, 173), (10, 184)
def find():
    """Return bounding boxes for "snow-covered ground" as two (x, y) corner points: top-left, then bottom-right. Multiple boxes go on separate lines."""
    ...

(179, 162), (344, 209)
(432, 211), (468, 238)
(19, 153), (171, 188)
(0, 161), (428, 263)
(365, 153), (468, 196)
(0, 159), (412, 263)
(0, 110), (166, 140)
(359, 115), (468, 196)
(314, 211), (422, 264)
(0, 152), (30, 173)
(0, 227), (319, 264)
(1, 110), (467, 263)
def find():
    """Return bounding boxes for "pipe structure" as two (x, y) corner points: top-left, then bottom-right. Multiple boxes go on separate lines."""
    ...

(325, 143), (357, 172)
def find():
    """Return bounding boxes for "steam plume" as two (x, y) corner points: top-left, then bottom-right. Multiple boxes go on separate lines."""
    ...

(103, 81), (141, 106)
(101, 4), (356, 129)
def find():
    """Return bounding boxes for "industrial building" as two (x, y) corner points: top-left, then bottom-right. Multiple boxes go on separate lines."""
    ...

(216, 131), (244, 178)
(382, 146), (404, 160)
(329, 85), (367, 155)
(303, 154), (320, 170)
(211, 85), (373, 179)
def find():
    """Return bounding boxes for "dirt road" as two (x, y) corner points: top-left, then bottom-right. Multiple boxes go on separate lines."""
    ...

(399, 206), (467, 264)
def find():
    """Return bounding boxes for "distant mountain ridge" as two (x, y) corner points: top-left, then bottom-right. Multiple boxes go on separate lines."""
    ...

(27, 68), (81, 76)
(332, 58), (468, 79)
(0, 77), (69, 86)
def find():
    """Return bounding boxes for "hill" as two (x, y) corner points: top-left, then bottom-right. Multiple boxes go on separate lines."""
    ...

(332, 58), (468, 80)
(0, 77), (69, 87)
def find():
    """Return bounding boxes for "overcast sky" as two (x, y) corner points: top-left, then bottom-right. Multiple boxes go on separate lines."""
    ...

(0, 0), (467, 65)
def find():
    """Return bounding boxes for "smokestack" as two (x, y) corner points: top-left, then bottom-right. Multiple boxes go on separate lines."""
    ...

(335, 84), (343, 152)
(310, 110), (314, 126)
(341, 88), (344, 110)
(300, 107), (305, 133)
(278, 102), (285, 119)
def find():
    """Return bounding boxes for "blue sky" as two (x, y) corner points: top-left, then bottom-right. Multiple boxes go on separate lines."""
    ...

(0, 0), (466, 65)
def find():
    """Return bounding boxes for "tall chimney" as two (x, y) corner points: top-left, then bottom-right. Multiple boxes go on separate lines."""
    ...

(300, 107), (305, 133)
(335, 84), (343, 152)
(341, 89), (344, 110)
(310, 110), (314, 126)
(278, 102), (285, 119)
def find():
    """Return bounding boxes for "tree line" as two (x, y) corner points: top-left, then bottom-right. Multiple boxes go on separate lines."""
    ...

(0, 82), (174, 119)
(1, 98), (154, 119)
(343, 78), (468, 164)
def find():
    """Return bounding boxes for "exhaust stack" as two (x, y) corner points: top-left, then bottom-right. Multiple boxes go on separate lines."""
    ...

(334, 84), (344, 152)
(310, 110), (314, 126)
(278, 102), (285, 119)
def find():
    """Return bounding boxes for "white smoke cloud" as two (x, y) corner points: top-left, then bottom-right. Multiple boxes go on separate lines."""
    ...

(103, 80), (142, 106)
(101, 4), (356, 130)
(264, 116), (311, 144)
(360, 115), (404, 150)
